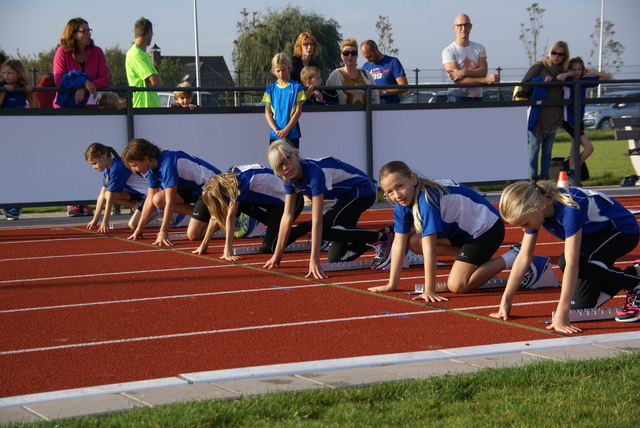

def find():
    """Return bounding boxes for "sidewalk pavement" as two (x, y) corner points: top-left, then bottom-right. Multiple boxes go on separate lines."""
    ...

(1, 185), (639, 423)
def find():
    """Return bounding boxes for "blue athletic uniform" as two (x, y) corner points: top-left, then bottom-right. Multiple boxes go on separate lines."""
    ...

(284, 157), (378, 262)
(537, 187), (640, 309)
(394, 180), (499, 239)
(146, 151), (220, 195)
(262, 80), (306, 141)
(104, 157), (147, 197)
(393, 180), (503, 266)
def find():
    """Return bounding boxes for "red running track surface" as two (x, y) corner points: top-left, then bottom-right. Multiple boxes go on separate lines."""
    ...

(2, 196), (640, 398)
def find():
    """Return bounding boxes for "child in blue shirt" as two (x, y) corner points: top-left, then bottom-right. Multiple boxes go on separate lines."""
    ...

(369, 161), (514, 302)
(262, 53), (306, 148)
(121, 138), (221, 246)
(194, 164), (306, 258)
(494, 181), (640, 332)
(84, 142), (148, 233)
(264, 140), (392, 279)
(557, 57), (610, 181)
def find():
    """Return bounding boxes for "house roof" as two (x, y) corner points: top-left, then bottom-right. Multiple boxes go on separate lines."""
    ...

(164, 55), (234, 87)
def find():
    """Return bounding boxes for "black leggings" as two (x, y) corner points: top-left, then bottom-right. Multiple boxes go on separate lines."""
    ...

(239, 193), (306, 254)
(558, 229), (640, 309)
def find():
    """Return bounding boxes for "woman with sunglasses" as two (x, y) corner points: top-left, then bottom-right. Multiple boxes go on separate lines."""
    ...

(326, 38), (379, 105)
(53, 17), (109, 108)
(516, 41), (570, 182)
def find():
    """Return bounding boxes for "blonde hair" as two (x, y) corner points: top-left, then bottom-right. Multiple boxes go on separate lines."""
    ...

(499, 181), (578, 224)
(340, 38), (358, 51)
(201, 172), (241, 231)
(173, 81), (193, 100)
(98, 92), (125, 109)
(379, 161), (447, 234)
(271, 53), (291, 72)
(543, 41), (570, 70)
(300, 66), (320, 85)
(267, 139), (298, 181)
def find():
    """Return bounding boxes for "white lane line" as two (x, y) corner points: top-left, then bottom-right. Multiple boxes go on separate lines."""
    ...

(0, 299), (563, 356)
(0, 249), (165, 262)
(0, 284), (327, 314)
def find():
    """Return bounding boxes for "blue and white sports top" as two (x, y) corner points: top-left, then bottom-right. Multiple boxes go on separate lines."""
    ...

(542, 187), (639, 239)
(394, 179), (500, 241)
(104, 157), (147, 197)
(230, 164), (285, 206)
(284, 157), (376, 200)
(147, 151), (220, 194)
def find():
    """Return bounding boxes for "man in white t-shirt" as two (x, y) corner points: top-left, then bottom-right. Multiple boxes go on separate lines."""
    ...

(442, 14), (500, 102)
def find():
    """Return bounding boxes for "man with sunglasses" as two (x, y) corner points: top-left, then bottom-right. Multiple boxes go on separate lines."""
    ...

(442, 14), (499, 102)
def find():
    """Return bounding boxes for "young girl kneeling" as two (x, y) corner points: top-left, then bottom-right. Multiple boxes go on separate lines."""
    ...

(492, 181), (640, 332)
(369, 161), (515, 302)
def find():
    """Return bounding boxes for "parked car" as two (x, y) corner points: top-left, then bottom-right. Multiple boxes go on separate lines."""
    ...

(583, 90), (640, 129)
(157, 91), (221, 108)
(482, 88), (514, 102)
(400, 91), (448, 104)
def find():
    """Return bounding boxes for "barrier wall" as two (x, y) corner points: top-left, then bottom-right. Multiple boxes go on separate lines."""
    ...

(0, 106), (528, 206)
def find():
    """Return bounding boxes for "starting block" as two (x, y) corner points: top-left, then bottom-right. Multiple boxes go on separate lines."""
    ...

(320, 251), (448, 273)
(408, 255), (559, 294)
(321, 259), (372, 272)
(234, 241), (312, 256)
(541, 306), (622, 324)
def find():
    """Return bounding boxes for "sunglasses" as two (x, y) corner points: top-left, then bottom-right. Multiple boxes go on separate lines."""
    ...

(551, 51), (566, 57)
(341, 50), (358, 57)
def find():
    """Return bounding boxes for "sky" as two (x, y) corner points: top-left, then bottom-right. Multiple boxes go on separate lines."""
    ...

(3, 0), (639, 78)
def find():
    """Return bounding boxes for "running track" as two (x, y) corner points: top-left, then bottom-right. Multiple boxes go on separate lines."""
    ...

(2, 196), (640, 398)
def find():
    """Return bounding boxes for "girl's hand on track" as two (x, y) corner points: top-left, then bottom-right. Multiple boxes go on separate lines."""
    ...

(412, 291), (448, 303)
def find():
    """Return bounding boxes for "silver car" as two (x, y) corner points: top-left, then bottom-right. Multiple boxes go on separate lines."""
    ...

(583, 90), (640, 129)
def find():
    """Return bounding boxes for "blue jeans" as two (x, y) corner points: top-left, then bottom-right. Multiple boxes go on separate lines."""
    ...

(528, 130), (556, 178)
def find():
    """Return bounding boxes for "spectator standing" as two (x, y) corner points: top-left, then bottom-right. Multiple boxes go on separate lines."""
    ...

(360, 40), (407, 104)
(557, 57), (610, 183)
(53, 18), (109, 109)
(35, 72), (56, 108)
(262, 53), (305, 148)
(442, 14), (499, 102)
(290, 32), (319, 84)
(126, 17), (162, 108)
(518, 41), (570, 181)
(326, 39), (379, 105)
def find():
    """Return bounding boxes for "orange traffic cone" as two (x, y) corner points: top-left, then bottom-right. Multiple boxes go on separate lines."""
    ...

(557, 170), (570, 188)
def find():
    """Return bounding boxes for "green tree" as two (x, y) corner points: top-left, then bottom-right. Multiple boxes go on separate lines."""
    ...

(375, 15), (398, 56)
(519, 3), (546, 65)
(104, 45), (127, 87)
(15, 47), (56, 85)
(157, 57), (183, 87)
(232, 5), (342, 88)
(588, 19), (624, 74)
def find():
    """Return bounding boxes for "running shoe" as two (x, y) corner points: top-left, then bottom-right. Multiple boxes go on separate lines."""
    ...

(170, 213), (187, 228)
(370, 226), (395, 270)
(615, 285), (640, 323)
(81, 205), (93, 216)
(234, 212), (256, 238)
(4, 208), (21, 220)
(111, 204), (121, 216)
(66, 205), (82, 217)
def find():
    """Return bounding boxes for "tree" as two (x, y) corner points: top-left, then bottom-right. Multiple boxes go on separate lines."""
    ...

(104, 45), (127, 87)
(16, 48), (56, 85)
(375, 16), (398, 56)
(588, 19), (624, 75)
(519, 3), (546, 65)
(232, 6), (343, 88)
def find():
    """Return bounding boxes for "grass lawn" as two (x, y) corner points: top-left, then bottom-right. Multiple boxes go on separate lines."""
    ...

(7, 352), (639, 427)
